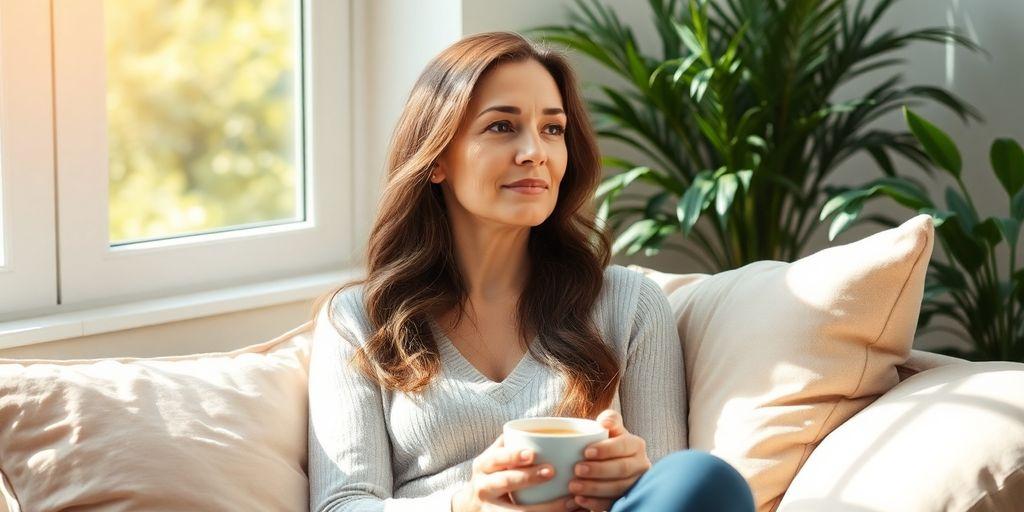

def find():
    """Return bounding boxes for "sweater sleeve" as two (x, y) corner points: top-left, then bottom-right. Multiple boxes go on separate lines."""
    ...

(307, 298), (459, 512)
(618, 275), (689, 462)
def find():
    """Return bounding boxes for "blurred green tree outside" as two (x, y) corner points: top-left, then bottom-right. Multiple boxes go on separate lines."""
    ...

(105, 0), (301, 245)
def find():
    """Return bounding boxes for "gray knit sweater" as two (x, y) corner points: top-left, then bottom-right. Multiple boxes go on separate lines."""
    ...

(307, 265), (688, 512)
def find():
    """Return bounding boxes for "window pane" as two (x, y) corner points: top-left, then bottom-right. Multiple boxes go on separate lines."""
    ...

(105, 0), (303, 245)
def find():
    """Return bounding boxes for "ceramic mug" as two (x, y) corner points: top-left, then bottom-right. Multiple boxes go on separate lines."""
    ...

(502, 416), (609, 505)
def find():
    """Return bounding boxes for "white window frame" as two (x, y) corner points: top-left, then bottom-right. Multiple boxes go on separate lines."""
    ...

(0, 0), (59, 316)
(0, 0), (353, 320)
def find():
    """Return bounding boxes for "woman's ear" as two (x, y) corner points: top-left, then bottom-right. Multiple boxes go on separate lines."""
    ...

(430, 162), (446, 184)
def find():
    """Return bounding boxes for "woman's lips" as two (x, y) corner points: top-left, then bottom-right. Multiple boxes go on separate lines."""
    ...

(502, 185), (547, 195)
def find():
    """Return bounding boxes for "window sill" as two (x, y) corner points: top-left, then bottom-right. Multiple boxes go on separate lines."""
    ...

(0, 267), (363, 351)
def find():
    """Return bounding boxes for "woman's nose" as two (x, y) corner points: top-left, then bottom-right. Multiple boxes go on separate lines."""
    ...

(515, 129), (547, 167)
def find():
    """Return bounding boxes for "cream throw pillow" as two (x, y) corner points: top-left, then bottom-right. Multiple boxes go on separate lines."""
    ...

(778, 361), (1024, 511)
(0, 321), (313, 511)
(632, 213), (934, 512)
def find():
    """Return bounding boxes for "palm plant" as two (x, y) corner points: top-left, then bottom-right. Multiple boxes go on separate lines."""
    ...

(823, 107), (1024, 362)
(526, 0), (980, 271)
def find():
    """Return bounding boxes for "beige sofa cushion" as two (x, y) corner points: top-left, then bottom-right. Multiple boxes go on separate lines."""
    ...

(778, 361), (1024, 511)
(632, 213), (934, 512)
(0, 321), (313, 512)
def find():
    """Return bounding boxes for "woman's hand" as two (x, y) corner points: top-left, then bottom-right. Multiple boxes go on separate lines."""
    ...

(568, 410), (651, 512)
(453, 433), (587, 512)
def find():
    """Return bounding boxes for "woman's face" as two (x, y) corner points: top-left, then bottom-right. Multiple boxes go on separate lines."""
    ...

(432, 59), (568, 228)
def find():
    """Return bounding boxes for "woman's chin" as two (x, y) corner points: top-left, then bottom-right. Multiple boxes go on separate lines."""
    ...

(498, 208), (552, 228)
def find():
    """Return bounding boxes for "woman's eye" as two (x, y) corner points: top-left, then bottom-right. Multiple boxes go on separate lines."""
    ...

(486, 121), (565, 136)
(487, 121), (513, 133)
(545, 124), (566, 136)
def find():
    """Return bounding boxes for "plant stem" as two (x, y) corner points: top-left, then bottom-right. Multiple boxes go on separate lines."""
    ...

(718, 216), (736, 268)
(990, 250), (1008, 360)
(938, 240), (988, 356)
(985, 254), (1004, 360)
(687, 224), (727, 270)
(953, 175), (1002, 358)
(917, 325), (970, 345)
(656, 94), (706, 170)
(1006, 185), (1019, 361)
(1011, 238), (1019, 360)
(742, 189), (756, 263)
(663, 241), (717, 273)
(706, 206), (735, 268)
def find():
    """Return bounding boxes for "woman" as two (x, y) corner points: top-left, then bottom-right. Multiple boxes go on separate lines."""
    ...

(307, 32), (754, 512)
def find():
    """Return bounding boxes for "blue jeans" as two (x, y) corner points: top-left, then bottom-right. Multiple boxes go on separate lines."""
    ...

(609, 450), (755, 512)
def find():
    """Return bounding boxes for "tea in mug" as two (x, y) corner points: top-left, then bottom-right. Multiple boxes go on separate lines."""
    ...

(522, 428), (582, 435)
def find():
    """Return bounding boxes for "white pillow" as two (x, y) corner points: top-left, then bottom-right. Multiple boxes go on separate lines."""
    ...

(0, 321), (313, 511)
(778, 361), (1024, 511)
(632, 213), (934, 511)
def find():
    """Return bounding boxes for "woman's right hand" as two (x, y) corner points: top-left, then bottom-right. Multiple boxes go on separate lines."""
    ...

(452, 433), (585, 512)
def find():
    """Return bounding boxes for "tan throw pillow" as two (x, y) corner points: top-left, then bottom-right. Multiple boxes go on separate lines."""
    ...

(0, 321), (313, 511)
(631, 213), (934, 512)
(778, 361), (1024, 512)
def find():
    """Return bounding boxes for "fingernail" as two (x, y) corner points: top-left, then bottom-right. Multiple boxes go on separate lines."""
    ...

(576, 464), (589, 476)
(569, 481), (583, 492)
(520, 450), (531, 461)
(539, 466), (552, 477)
(585, 448), (597, 458)
(565, 498), (576, 509)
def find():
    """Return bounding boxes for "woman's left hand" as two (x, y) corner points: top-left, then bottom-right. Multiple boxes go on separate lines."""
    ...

(569, 409), (651, 512)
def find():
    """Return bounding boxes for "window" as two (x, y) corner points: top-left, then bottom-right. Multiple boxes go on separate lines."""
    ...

(105, 0), (303, 245)
(0, 0), (352, 321)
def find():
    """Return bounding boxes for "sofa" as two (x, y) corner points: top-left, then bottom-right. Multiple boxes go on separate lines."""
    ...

(1, 214), (1022, 511)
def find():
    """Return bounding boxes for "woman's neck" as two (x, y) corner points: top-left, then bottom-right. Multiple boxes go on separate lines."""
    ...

(449, 212), (531, 302)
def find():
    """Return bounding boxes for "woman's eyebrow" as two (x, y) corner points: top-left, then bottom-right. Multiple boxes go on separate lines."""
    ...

(476, 105), (566, 118)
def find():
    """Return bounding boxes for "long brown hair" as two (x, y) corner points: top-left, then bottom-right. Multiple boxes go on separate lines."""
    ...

(310, 31), (617, 419)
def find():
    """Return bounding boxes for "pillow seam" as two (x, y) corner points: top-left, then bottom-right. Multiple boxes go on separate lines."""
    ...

(852, 231), (931, 397)
(794, 230), (931, 478)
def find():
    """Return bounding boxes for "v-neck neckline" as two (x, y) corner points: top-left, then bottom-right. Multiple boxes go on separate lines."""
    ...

(427, 317), (542, 403)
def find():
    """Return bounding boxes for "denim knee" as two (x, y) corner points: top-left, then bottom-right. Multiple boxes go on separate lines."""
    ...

(612, 450), (755, 512)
